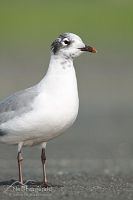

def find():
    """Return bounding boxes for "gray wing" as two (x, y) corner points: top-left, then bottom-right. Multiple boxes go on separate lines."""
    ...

(0, 86), (38, 124)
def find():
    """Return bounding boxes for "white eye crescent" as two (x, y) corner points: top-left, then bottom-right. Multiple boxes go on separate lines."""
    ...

(62, 38), (70, 45)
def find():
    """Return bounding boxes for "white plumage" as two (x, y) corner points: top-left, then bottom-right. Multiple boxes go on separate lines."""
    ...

(0, 32), (97, 185)
(1, 56), (79, 145)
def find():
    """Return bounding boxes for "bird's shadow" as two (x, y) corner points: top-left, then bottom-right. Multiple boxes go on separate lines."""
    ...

(0, 179), (15, 186)
(0, 179), (63, 188)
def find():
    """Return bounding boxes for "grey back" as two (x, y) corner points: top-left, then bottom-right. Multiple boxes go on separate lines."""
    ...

(0, 86), (38, 124)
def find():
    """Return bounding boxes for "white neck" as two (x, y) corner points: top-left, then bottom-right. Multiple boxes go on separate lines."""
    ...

(46, 54), (73, 75)
(37, 53), (79, 117)
(38, 54), (77, 88)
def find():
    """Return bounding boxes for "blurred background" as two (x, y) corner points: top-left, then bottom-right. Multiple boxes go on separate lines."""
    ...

(0, 0), (133, 176)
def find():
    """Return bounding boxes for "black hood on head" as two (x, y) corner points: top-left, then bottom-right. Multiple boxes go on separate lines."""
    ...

(51, 33), (69, 54)
(51, 38), (61, 54)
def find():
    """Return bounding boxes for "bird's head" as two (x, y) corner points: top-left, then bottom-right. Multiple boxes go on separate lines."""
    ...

(51, 32), (97, 59)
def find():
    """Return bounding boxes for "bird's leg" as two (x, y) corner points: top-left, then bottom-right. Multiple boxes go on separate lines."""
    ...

(17, 142), (24, 185)
(17, 151), (23, 184)
(41, 142), (48, 187)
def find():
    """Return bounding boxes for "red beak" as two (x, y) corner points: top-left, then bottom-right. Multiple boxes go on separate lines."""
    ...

(79, 45), (97, 53)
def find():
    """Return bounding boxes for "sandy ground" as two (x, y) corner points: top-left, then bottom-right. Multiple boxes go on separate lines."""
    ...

(0, 142), (133, 200)
(1, 172), (133, 200)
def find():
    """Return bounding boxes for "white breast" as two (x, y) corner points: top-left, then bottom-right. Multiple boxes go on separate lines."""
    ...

(1, 56), (79, 145)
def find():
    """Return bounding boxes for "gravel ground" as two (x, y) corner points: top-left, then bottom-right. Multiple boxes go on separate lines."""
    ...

(0, 172), (133, 200)
(1, 142), (133, 200)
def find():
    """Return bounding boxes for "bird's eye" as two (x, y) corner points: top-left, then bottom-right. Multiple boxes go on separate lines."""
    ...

(63, 39), (70, 45)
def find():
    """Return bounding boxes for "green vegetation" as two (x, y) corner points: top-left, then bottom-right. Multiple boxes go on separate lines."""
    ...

(0, 0), (132, 49)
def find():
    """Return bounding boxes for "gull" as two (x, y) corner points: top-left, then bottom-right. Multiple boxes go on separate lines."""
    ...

(0, 33), (97, 187)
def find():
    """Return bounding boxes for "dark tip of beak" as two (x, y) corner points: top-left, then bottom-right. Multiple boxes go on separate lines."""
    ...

(79, 45), (97, 53)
